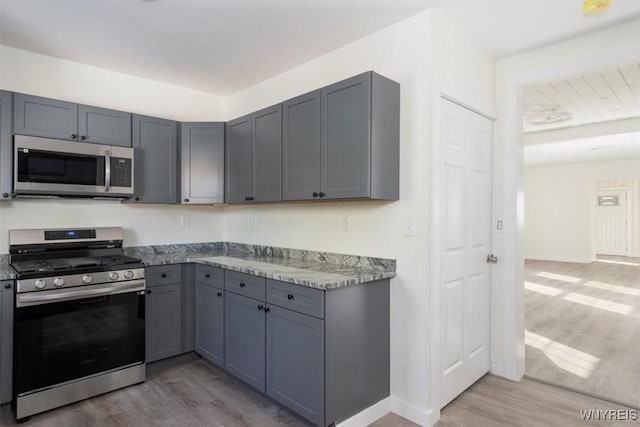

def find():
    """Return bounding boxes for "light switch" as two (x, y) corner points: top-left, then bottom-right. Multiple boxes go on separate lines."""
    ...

(180, 215), (190, 228)
(341, 216), (351, 232)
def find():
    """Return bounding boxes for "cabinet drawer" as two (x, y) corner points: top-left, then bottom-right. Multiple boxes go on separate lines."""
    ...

(195, 264), (224, 289)
(225, 270), (265, 301)
(146, 264), (182, 286)
(266, 279), (324, 319)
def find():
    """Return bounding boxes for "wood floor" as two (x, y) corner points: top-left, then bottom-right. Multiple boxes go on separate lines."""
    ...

(525, 256), (640, 408)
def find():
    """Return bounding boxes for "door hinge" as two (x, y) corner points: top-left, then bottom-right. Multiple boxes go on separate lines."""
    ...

(486, 254), (498, 264)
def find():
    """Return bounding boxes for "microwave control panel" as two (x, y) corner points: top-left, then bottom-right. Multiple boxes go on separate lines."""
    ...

(110, 158), (132, 188)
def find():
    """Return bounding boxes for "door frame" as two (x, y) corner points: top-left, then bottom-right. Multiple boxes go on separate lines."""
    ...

(494, 20), (640, 387)
(430, 91), (496, 420)
(593, 187), (632, 257)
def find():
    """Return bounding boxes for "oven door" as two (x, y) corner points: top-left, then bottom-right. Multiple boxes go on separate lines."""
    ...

(13, 135), (133, 197)
(14, 282), (146, 396)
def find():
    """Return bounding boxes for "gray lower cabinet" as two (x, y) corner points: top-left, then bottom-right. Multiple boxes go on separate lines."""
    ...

(181, 122), (224, 204)
(195, 282), (225, 367)
(146, 282), (182, 362)
(266, 305), (324, 426)
(13, 93), (131, 146)
(0, 281), (14, 404)
(132, 114), (178, 203)
(226, 105), (282, 203)
(224, 292), (266, 391)
(282, 72), (399, 201)
(0, 91), (12, 201)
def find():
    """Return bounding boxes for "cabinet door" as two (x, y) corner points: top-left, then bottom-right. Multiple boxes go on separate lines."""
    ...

(0, 91), (12, 201)
(224, 292), (265, 391)
(78, 104), (132, 147)
(321, 73), (371, 199)
(266, 305), (324, 426)
(132, 114), (178, 203)
(0, 281), (14, 404)
(225, 115), (253, 203)
(253, 104), (282, 202)
(282, 90), (321, 201)
(146, 283), (182, 362)
(13, 93), (78, 141)
(195, 283), (225, 367)
(181, 122), (224, 204)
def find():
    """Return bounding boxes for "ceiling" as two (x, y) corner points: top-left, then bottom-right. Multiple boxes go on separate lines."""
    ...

(523, 63), (640, 133)
(1, 0), (640, 95)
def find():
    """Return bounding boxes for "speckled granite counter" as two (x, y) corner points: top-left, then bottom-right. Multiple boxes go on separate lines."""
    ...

(0, 255), (16, 281)
(124, 242), (395, 290)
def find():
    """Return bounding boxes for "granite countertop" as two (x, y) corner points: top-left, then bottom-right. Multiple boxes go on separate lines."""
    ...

(125, 242), (396, 290)
(0, 255), (15, 281)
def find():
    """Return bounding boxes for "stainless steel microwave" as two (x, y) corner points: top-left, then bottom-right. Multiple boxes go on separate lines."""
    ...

(14, 135), (134, 198)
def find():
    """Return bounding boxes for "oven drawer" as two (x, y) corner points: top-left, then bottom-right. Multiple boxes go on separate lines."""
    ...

(146, 264), (182, 286)
(266, 279), (324, 319)
(195, 264), (224, 289)
(224, 270), (265, 301)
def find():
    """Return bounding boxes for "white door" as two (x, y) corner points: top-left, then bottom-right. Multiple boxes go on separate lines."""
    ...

(440, 98), (492, 408)
(595, 189), (628, 256)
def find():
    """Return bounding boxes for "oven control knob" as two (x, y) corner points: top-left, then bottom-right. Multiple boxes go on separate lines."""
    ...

(109, 272), (119, 281)
(124, 270), (134, 279)
(54, 278), (65, 287)
(82, 275), (93, 284)
(35, 279), (46, 289)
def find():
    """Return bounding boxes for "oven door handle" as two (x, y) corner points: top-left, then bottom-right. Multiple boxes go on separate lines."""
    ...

(105, 149), (111, 193)
(16, 280), (146, 308)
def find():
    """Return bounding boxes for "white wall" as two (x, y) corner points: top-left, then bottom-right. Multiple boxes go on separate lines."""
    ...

(524, 159), (640, 263)
(0, 46), (226, 250)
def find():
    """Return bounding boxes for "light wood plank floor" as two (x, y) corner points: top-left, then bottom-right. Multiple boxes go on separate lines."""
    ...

(525, 256), (640, 408)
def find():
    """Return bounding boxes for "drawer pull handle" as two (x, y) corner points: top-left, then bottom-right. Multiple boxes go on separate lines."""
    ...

(287, 294), (294, 300)
(258, 305), (264, 311)
(146, 289), (152, 294)
(4, 283), (12, 289)
(205, 273), (211, 278)
(264, 307), (270, 313)
(217, 292), (222, 297)
(160, 273), (167, 278)
(239, 282), (246, 288)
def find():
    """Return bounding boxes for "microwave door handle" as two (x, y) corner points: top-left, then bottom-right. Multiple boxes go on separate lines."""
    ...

(105, 150), (111, 192)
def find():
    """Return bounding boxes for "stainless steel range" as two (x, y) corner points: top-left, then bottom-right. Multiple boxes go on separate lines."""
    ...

(9, 227), (146, 421)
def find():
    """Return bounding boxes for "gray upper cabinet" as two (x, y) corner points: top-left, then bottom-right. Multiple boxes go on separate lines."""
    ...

(181, 122), (224, 204)
(132, 114), (178, 204)
(225, 115), (253, 203)
(14, 93), (131, 146)
(195, 282), (225, 367)
(0, 91), (12, 201)
(282, 90), (322, 201)
(224, 292), (266, 392)
(282, 72), (399, 202)
(146, 282), (182, 363)
(226, 105), (282, 203)
(0, 281), (14, 404)
(78, 104), (132, 147)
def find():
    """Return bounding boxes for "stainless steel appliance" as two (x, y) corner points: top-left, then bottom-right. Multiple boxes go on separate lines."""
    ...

(9, 227), (146, 421)
(14, 135), (134, 198)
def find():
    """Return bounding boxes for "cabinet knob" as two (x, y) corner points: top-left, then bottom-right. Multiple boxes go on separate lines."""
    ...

(134, 197), (140, 201)
(184, 198), (190, 203)
(313, 192), (318, 198)
(287, 294), (294, 300)
(205, 273), (211, 278)
(160, 273), (167, 278)
(264, 307), (270, 313)
(71, 134), (77, 139)
(239, 282), (245, 288)
(217, 292), (222, 297)
(245, 196), (254, 201)
(319, 192), (325, 198)
(146, 289), (151, 294)
(4, 283), (11, 289)
(258, 305), (264, 311)
(80, 135), (87, 141)
(2, 193), (8, 198)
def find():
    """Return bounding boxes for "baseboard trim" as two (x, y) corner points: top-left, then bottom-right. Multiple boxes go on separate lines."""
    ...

(391, 397), (432, 426)
(525, 255), (592, 264)
(337, 397), (391, 427)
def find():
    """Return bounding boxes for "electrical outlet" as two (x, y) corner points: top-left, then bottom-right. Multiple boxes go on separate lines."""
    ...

(180, 215), (190, 228)
(403, 217), (416, 237)
(341, 216), (351, 232)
